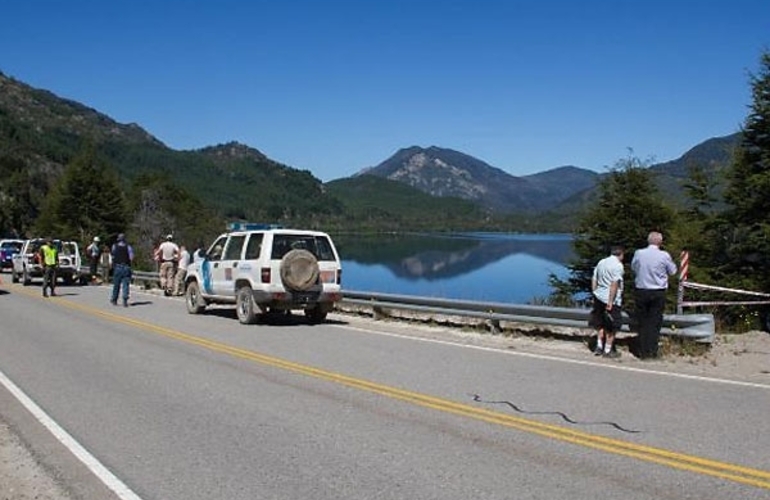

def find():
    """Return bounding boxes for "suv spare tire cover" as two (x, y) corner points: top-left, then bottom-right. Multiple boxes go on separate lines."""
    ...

(280, 249), (320, 291)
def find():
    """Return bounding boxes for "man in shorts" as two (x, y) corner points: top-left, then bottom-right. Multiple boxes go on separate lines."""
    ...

(590, 245), (625, 358)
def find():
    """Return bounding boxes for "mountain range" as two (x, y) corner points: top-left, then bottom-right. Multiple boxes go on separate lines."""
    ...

(355, 146), (601, 213)
(352, 134), (740, 214)
(0, 69), (742, 229)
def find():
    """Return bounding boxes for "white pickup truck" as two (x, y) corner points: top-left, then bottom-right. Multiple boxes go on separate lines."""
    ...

(12, 238), (83, 286)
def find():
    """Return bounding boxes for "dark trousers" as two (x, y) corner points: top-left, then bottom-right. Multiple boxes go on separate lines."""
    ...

(42, 266), (57, 294)
(89, 257), (99, 278)
(634, 288), (667, 358)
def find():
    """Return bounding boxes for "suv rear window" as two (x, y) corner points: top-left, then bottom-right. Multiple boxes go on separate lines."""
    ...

(271, 235), (336, 262)
(59, 242), (77, 256)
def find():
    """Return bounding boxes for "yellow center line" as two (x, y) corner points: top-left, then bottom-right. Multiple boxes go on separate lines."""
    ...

(24, 289), (770, 490)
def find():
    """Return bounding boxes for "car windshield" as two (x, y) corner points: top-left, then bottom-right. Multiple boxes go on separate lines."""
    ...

(271, 234), (336, 261)
(27, 240), (43, 253)
(1, 242), (22, 252)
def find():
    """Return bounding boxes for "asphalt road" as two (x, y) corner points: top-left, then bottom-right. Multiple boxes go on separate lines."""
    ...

(0, 283), (769, 500)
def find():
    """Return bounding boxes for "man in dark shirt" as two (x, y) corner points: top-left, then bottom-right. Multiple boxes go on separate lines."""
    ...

(110, 233), (134, 307)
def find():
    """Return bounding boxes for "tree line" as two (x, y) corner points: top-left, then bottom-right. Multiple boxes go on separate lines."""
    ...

(555, 50), (770, 331)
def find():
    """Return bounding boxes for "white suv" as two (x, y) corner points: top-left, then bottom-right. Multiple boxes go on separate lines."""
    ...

(184, 224), (343, 324)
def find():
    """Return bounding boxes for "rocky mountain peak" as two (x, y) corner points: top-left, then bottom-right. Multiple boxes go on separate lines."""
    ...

(358, 145), (583, 212)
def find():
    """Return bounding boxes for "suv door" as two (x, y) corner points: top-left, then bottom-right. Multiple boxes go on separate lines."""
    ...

(212, 234), (246, 296)
(201, 235), (227, 295)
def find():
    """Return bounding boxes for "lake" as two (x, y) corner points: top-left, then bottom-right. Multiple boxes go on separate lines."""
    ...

(333, 232), (574, 305)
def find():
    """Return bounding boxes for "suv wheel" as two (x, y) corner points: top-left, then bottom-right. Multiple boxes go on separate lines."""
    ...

(185, 281), (206, 314)
(280, 249), (320, 291)
(236, 286), (259, 324)
(22, 268), (31, 286)
(11, 271), (19, 283)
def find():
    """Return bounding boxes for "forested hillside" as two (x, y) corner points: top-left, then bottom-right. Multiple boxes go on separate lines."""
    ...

(0, 68), (745, 251)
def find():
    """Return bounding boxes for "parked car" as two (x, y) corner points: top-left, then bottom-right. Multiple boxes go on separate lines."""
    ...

(0, 239), (24, 271)
(12, 238), (83, 285)
(184, 223), (343, 324)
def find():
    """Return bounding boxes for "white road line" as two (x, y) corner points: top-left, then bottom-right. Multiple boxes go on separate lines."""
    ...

(338, 323), (770, 390)
(0, 369), (144, 500)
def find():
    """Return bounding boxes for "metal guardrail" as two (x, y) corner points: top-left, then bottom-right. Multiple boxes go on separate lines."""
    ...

(342, 291), (715, 343)
(132, 270), (161, 285)
(120, 271), (715, 343)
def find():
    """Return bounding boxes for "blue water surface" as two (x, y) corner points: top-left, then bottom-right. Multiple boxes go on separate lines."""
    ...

(337, 232), (573, 305)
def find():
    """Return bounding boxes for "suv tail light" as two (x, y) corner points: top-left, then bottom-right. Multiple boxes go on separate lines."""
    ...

(261, 267), (271, 283)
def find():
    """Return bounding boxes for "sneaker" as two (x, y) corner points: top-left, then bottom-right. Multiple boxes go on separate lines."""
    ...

(110, 300), (117, 306)
(123, 301), (129, 307)
(603, 350), (621, 359)
(593, 346), (603, 356)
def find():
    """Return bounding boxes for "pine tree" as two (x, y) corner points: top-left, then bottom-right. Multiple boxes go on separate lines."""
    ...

(557, 153), (675, 302)
(37, 145), (127, 242)
(673, 161), (723, 284)
(721, 50), (770, 292)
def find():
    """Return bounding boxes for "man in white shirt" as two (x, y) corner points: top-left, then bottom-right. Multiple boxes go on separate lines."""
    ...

(158, 234), (179, 296)
(631, 231), (677, 359)
(590, 245), (625, 358)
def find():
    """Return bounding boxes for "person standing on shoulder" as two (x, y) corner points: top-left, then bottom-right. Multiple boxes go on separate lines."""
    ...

(110, 233), (134, 307)
(173, 245), (190, 296)
(86, 236), (102, 284)
(631, 231), (677, 359)
(39, 237), (58, 297)
(158, 234), (179, 296)
(589, 245), (625, 358)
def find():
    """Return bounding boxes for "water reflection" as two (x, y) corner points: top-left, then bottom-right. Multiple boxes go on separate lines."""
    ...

(334, 233), (574, 304)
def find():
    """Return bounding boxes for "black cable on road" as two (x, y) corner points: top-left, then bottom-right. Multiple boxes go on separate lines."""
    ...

(471, 394), (642, 434)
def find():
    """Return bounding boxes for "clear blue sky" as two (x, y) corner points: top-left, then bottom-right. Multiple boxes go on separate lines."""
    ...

(2, 1), (768, 181)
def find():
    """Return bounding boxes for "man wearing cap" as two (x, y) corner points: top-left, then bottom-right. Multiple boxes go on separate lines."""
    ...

(110, 233), (134, 307)
(86, 236), (102, 284)
(158, 234), (180, 296)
